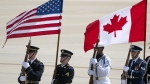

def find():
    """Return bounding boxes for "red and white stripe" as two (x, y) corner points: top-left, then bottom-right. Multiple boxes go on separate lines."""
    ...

(6, 8), (62, 39)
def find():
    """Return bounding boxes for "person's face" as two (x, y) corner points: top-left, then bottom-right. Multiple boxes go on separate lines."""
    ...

(131, 51), (139, 59)
(94, 47), (104, 54)
(60, 56), (70, 64)
(28, 52), (36, 60)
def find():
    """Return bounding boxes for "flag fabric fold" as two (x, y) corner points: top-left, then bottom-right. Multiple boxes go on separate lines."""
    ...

(84, 0), (146, 52)
(84, 20), (100, 52)
(6, 0), (63, 39)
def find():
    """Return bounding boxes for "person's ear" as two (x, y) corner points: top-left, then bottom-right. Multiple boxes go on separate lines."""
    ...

(68, 58), (70, 60)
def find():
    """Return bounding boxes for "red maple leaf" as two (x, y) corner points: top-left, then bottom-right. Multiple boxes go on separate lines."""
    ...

(103, 14), (127, 37)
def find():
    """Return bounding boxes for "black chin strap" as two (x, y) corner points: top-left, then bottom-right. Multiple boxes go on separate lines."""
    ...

(133, 51), (139, 59)
(61, 57), (68, 63)
(29, 51), (36, 59)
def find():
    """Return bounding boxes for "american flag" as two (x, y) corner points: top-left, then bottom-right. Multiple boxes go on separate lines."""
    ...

(6, 0), (63, 39)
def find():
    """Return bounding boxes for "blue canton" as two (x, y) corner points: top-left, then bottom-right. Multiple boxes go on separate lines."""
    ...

(37, 0), (63, 15)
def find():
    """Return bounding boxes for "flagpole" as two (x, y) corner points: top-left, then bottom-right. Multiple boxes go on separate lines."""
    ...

(121, 43), (131, 80)
(21, 37), (31, 84)
(89, 39), (99, 84)
(143, 0), (147, 60)
(53, 0), (63, 80)
(53, 33), (60, 79)
(144, 42), (146, 60)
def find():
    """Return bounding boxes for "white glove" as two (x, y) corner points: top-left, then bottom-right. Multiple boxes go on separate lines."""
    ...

(88, 69), (93, 76)
(51, 79), (55, 84)
(20, 76), (26, 81)
(123, 66), (129, 72)
(90, 58), (97, 65)
(121, 79), (126, 84)
(22, 62), (30, 69)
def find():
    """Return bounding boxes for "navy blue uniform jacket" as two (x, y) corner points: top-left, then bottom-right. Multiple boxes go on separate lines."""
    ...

(53, 64), (74, 84)
(127, 57), (147, 84)
(18, 59), (44, 83)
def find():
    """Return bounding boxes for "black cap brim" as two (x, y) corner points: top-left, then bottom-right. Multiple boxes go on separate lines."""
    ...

(60, 54), (71, 57)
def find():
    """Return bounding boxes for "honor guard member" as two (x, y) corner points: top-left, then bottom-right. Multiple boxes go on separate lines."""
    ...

(51, 49), (74, 84)
(144, 45), (150, 84)
(123, 45), (147, 84)
(88, 43), (111, 84)
(18, 45), (44, 84)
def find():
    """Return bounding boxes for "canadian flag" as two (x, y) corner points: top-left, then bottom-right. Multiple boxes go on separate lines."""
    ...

(84, 0), (146, 52)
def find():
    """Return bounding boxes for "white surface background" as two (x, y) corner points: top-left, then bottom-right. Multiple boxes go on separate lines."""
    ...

(0, 0), (150, 84)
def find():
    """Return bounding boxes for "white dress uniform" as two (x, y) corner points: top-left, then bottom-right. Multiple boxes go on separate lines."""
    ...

(88, 54), (111, 84)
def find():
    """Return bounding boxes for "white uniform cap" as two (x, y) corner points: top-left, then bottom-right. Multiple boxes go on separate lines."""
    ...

(93, 43), (104, 47)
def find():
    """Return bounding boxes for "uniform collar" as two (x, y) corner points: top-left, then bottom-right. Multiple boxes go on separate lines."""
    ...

(61, 63), (69, 67)
(133, 57), (139, 63)
(30, 58), (36, 64)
